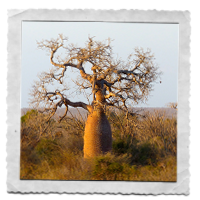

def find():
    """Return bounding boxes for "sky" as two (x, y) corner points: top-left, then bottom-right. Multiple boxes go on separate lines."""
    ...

(21, 21), (179, 108)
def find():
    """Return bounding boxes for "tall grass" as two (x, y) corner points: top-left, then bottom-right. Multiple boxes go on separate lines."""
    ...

(20, 108), (177, 181)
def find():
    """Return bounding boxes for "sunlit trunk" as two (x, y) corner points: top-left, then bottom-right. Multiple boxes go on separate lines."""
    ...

(83, 87), (112, 158)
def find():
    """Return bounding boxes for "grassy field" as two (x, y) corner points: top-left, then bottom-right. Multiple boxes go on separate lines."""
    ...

(20, 108), (177, 181)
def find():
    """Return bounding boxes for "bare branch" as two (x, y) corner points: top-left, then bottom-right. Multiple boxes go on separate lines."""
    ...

(58, 106), (68, 122)
(30, 36), (161, 121)
(167, 102), (178, 110)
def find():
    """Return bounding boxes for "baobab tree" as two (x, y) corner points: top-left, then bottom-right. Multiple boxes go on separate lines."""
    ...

(30, 34), (161, 158)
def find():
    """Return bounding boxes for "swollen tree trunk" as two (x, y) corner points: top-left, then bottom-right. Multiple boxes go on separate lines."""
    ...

(83, 109), (112, 158)
(83, 86), (112, 158)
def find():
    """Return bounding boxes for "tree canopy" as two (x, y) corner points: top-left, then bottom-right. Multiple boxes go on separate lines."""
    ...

(30, 35), (161, 121)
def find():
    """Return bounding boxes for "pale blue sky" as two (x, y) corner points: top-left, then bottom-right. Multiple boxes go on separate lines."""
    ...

(21, 21), (179, 108)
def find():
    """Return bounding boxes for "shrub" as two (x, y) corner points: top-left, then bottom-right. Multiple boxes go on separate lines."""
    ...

(91, 153), (131, 180)
(139, 111), (177, 156)
(112, 137), (132, 154)
(21, 109), (38, 123)
(133, 142), (159, 165)
(34, 138), (64, 166)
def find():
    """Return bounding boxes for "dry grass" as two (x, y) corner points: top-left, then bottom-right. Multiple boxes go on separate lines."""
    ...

(20, 108), (177, 181)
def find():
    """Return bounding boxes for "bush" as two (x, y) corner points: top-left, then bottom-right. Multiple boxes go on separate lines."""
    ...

(21, 109), (38, 123)
(112, 137), (133, 154)
(112, 138), (159, 166)
(91, 153), (131, 180)
(35, 138), (64, 166)
(139, 111), (177, 156)
(134, 142), (159, 165)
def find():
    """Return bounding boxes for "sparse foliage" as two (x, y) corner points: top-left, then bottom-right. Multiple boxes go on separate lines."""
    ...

(167, 102), (178, 110)
(30, 35), (161, 120)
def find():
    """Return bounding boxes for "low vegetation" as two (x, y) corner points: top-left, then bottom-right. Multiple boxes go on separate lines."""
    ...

(20, 108), (177, 181)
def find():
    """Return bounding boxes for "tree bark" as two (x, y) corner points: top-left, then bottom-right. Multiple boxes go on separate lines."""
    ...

(83, 86), (112, 158)
(83, 109), (112, 158)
